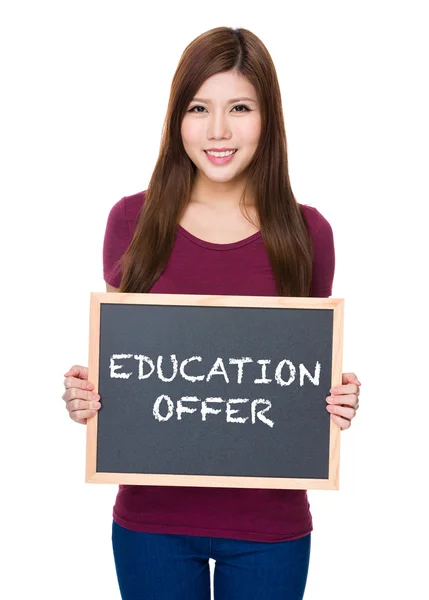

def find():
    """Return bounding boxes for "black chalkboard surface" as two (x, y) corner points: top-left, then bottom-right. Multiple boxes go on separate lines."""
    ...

(86, 293), (344, 490)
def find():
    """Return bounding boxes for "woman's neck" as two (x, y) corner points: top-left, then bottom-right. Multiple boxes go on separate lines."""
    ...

(190, 173), (255, 208)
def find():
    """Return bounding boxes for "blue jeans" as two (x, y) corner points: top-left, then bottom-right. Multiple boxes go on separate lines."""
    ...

(112, 520), (311, 600)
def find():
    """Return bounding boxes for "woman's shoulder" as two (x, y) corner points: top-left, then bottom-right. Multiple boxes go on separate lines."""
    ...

(110, 189), (147, 223)
(298, 203), (333, 238)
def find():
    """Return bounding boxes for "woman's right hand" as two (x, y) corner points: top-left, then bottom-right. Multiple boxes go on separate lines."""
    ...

(62, 365), (101, 424)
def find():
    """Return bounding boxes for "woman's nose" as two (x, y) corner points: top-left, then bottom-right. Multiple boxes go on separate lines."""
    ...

(207, 112), (232, 140)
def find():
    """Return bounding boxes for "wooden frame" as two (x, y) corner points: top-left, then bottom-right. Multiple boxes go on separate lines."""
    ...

(86, 293), (344, 490)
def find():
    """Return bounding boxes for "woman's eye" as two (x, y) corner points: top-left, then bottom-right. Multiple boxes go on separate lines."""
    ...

(232, 104), (250, 112)
(188, 105), (250, 113)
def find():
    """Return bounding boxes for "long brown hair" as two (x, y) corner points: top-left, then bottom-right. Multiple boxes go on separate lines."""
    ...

(119, 27), (312, 296)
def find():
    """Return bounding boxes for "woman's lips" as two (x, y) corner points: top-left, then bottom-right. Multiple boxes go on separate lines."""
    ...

(204, 150), (237, 165)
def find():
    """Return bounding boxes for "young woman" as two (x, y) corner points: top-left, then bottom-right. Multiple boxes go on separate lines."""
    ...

(62, 26), (360, 600)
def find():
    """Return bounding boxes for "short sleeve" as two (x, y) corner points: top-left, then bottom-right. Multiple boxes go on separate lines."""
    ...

(309, 210), (335, 298)
(103, 197), (131, 288)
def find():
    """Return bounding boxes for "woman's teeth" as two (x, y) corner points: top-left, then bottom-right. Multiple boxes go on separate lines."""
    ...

(206, 150), (237, 157)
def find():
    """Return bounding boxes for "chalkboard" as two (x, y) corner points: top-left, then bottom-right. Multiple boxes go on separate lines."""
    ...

(86, 293), (344, 490)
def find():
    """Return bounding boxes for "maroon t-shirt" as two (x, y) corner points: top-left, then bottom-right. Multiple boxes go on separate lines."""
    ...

(103, 190), (335, 542)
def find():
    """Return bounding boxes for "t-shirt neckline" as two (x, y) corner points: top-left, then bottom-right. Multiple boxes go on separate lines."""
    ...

(177, 224), (262, 250)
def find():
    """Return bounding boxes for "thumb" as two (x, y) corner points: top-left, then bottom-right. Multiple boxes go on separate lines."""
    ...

(64, 365), (89, 380)
(342, 372), (361, 386)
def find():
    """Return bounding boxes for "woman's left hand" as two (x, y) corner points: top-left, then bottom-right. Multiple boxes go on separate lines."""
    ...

(326, 372), (361, 430)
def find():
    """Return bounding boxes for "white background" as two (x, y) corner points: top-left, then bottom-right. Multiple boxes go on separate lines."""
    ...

(1, 1), (428, 598)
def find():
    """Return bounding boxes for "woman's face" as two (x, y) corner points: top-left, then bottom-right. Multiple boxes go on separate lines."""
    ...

(181, 70), (261, 185)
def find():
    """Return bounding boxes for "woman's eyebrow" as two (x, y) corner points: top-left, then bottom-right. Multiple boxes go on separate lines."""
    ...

(191, 97), (257, 104)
